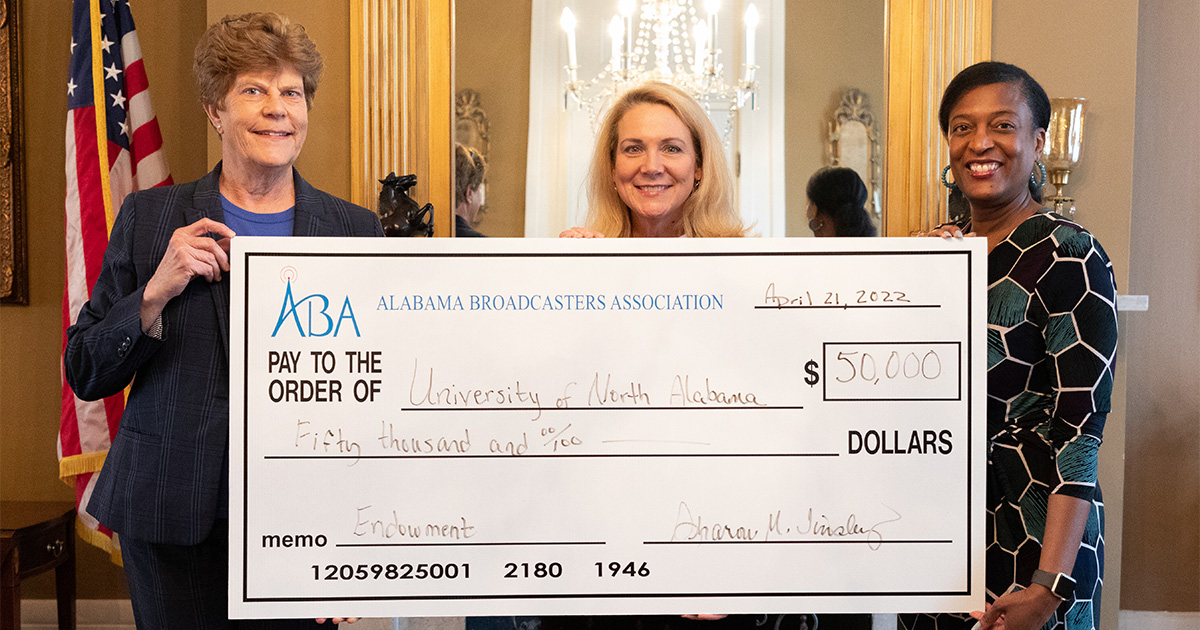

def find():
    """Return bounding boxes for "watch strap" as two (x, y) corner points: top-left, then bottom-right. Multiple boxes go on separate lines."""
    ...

(146, 314), (164, 340)
(1031, 569), (1076, 600)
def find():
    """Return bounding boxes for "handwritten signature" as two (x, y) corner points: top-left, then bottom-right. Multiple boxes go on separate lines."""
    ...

(671, 501), (902, 550)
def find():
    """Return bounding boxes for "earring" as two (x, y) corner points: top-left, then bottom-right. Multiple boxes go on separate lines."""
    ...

(941, 165), (957, 191)
(693, 179), (701, 190)
(1030, 161), (1047, 188)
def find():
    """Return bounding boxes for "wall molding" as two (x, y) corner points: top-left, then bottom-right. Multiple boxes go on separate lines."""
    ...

(21, 599), (133, 630)
(1119, 611), (1200, 630)
(20, 600), (460, 629)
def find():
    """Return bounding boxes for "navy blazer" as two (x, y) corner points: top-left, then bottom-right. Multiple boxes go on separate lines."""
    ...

(65, 164), (384, 545)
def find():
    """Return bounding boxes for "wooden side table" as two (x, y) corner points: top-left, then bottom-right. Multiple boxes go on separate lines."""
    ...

(1, 501), (77, 630)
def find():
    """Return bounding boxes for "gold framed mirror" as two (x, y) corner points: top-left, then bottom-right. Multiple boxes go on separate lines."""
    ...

(350, 0), (991, 238)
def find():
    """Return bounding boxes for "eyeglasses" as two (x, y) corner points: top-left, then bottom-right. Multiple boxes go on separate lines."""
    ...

(808, 217), (825, 232)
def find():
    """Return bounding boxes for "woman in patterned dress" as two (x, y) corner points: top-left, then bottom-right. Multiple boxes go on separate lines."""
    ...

(902, 62), (1116, 630)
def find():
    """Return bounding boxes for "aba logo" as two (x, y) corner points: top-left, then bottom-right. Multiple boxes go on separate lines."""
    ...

(271, 267), (361, 338)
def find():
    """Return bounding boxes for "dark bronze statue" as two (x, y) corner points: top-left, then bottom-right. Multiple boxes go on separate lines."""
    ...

(378, 172), (434, 237)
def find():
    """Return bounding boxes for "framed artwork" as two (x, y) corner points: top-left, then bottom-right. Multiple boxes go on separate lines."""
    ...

(1, 0), (26, 305)
(454, 88), (489, 159)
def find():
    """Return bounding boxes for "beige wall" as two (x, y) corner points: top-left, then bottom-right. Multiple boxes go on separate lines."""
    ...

(455, 0), (532, 237)
(784, 0), (887, 236)
(205, 0), (353, 200)
(1, 0), (208, 599)
(1123, 0), (1200, 613)
(993, 0), (1139, 627)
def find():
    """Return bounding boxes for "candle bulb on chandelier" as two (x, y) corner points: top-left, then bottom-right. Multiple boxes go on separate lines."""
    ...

(744, 3), (758, 69)
(693, 22), (708, 74)
(620, 0), (636, 70)
(560, 8), (578, 68)
(706, 0), (720, 62)
(608, 16), (624, 70)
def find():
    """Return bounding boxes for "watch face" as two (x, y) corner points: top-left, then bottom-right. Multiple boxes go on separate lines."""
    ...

(1033, 570), (1075, 600)
(1054, 574), (1077, 599)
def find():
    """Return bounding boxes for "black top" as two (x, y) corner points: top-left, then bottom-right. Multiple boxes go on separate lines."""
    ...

(455, 214), (487, 237)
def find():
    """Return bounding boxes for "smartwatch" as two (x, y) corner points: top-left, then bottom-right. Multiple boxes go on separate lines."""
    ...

(1031, 569), (1076, 600)
(147, 314), (164, 340)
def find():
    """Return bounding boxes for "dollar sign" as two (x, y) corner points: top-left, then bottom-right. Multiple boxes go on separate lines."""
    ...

(804, 360), (820, 387)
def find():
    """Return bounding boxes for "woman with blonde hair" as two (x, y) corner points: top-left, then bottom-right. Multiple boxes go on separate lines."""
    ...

(549, 85), (815, 630)
(562, 82), (746, 239)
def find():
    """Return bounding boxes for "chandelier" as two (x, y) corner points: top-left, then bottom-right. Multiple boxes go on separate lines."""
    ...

(560, 0), (759, 124)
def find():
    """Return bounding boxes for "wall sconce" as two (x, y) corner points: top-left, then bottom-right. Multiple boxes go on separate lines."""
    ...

(1042, 97), (1087, 215)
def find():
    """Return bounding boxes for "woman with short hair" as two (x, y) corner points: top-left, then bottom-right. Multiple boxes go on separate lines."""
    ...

(903, 61), (1116, 630)
(455, 143), (488, 237)
(65, 13), (381, 628)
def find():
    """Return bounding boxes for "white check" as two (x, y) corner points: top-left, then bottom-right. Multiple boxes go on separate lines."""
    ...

(229, 236), (987, 619)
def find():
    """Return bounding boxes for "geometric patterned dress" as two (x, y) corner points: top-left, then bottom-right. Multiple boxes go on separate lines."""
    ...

(901, 212), (1117, 630)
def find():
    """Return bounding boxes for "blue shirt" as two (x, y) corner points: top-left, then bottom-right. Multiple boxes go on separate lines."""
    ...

(220, 194), (295, 236)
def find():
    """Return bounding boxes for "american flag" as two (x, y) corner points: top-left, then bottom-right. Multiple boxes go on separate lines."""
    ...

(59, 0), (172, 559)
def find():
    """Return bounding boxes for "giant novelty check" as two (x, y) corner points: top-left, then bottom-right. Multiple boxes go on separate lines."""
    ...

(229, 237), (987, 619)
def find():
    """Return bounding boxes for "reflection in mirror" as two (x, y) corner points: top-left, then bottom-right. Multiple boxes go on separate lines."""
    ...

(455, 0), (532, 237)
(784, 0), (885, 236)
(455, 1), (886, 237)
(827, 89), (882, 230)
(455, 89), (492, 217)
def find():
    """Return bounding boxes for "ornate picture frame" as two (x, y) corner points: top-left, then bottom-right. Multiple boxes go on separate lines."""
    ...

(454, 88), (490, 159)
(827, 88), (882, 223)
(1, 0), (26, 305)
